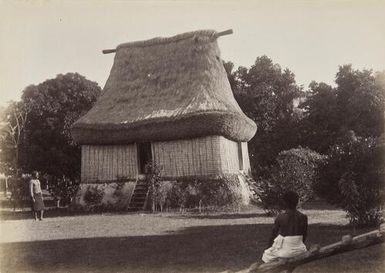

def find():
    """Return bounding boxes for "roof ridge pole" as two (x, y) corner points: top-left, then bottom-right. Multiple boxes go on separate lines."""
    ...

(215, 29), (233, 38)
(102, 49), (116, 54)
(102, 29), (234, 54)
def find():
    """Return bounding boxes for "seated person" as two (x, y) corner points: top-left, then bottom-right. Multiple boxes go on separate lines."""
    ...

(262, 191), (308, 263)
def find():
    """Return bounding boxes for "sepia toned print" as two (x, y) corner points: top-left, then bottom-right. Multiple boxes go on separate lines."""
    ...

(0, 1), (384, 273)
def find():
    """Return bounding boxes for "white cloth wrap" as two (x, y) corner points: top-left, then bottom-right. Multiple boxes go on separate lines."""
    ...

(262, 235), (307, 263)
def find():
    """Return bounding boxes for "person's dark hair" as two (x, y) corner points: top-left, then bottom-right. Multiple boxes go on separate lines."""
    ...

(282, 191), (299, 209)
(32, 171), (39, 179)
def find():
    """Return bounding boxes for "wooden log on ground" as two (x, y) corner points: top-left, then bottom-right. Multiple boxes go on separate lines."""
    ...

(232, 224), (385, 273)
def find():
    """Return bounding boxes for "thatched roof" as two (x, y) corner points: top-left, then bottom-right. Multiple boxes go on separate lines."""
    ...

(72, 29), (257, 144)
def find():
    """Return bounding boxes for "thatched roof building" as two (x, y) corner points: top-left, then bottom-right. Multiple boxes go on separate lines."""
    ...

(72, 29), (256, 144)
(71, 30), (257, 211)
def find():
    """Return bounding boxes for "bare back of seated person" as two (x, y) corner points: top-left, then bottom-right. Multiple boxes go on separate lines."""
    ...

(262, 191), (308, 263)
(268, 208), (308, 247)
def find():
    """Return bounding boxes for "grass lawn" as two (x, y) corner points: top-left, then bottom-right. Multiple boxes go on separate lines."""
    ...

(0, 206), (383, 273)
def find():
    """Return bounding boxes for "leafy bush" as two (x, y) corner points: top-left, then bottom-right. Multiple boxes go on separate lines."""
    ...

(9, 175), (31, 210)
(83, 185), (104, 207)
(257, 147), (326, 214)
(199, 176), (244, 209)
(47, 175), (80, 207)
(315, 134), (384, 227)
(143, 161), (246, 212)
(144, 161), (163, 212)
(165, 175), (245, 212)
(112, 181), (125, 199)
(167, 181), (188, 210)
(70, 182), (134, 212)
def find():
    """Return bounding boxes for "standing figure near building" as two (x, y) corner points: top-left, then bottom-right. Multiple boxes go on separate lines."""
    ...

(262, 191), (308, 263)
(29, 171), (45, 221)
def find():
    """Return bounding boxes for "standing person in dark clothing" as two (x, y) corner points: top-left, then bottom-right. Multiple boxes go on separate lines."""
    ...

(262, 191), (308, 262)
(29, 171), (45, 221)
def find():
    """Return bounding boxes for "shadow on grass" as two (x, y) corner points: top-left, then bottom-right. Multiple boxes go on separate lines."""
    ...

(1, 223), (383, 273)
(0, 223), (268, 273)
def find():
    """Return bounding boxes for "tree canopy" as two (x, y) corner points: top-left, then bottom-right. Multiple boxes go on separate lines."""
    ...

(315, 133), (384, 226)
(19, 72), (101, 179)
(225, 58), (384, 225)
(224, 56), (304, 169)
(299, 66), (385, 154)
(0, 101), (29, 175)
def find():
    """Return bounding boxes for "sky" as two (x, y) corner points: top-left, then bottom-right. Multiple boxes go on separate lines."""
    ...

(0, 0), (385, 107)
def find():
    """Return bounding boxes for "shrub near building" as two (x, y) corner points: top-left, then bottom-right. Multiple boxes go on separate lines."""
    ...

(150, 176), (245, 212)
(256, 147), (326, 214)
(145, 162), (246, 212)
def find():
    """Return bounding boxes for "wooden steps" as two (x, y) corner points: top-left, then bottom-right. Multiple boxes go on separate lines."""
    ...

(127, 180), (149, 211)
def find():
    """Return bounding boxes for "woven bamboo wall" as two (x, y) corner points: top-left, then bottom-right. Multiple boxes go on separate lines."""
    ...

(152, 136), (220, 177)
(218, 137), (239, 174)
(81, 137), (251, 181)
(241, 142), (251, 173)
(153, 136), (250, 177)
(81, 145), (138, 183)
(217, 138), (250, 173)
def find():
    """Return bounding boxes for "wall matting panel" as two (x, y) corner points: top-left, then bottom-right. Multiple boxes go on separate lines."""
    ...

(81, 137), (252, 181)
(241, 142), (251, 173)
(218, 136), (240, 173)
(153, 136), (222, 177)
(153, 136), (248, 177)
(81, 145), (137, 182)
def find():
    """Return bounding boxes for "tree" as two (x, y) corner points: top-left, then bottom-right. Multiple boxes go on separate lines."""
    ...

(47, 174), (80, 207)
(224, 56), (304, 168)
(257, 147), (325, 214)
(298, 81), (339, 153)
(145, 161), (163, 212)
(19, 73), (101, 180)
(315, 132), (384, 227)
(335, 66), (384, 138)
(0, 101), (29, 176)
(0, 106), (11, 174)
(299, 66), (385, 154)
(297, 66), (385, 226)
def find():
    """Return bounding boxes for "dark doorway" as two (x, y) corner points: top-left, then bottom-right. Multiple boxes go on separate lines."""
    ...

(137, 142), (152, 174)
